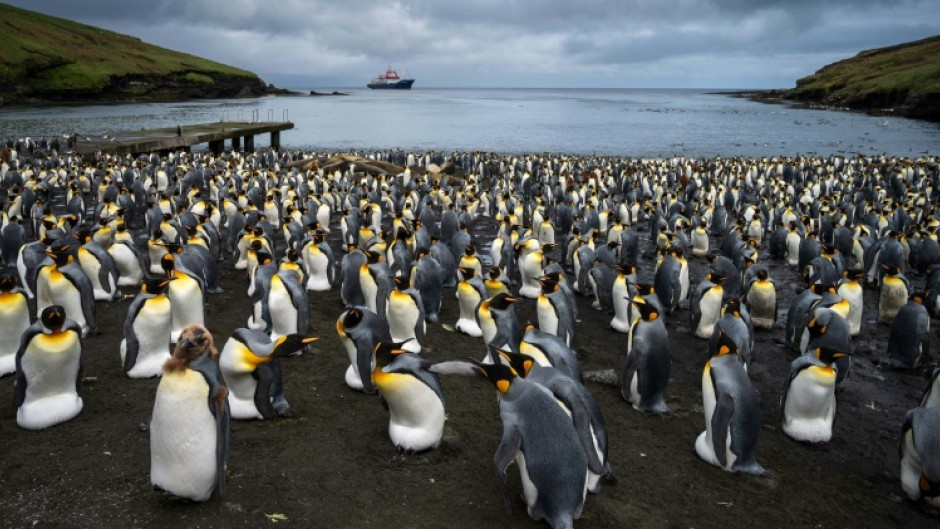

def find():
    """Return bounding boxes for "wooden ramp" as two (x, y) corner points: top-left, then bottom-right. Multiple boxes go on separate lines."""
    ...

(72, 121), (294, 156)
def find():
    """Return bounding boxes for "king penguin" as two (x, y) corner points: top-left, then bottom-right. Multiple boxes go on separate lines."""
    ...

(219, 328), (317, 420)
(745, 269), (777, 330)
(879, 264), (910, 324)
(781, 346), (847, 443)
(694, 332), (766, 475)
(387, 276), (426, 353)
(537, 273), (576, 346)
(14, 305), (84, 430)
(455, 266), (487, 337)
(371, 341), (446, 453)
(35, 244), (97, 336)
(121, 278), (173, 379)
(886, 293), (931, 370)
(336, 307), (391, 394)
(150, 324), (229, 502)
(899, 407), (940, 512)
(0, 272), (31, 376)
(621, 297), (671, 414)
(691, 273), (726, 339)
(473, 361), (588, 529)
(161, 252), (205, 343)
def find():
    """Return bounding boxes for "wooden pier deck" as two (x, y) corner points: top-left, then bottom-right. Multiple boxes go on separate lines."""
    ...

(72, 121), (294, 156)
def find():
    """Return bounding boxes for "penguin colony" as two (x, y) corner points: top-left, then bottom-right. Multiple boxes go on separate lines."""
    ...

(1, 145), (940, 525)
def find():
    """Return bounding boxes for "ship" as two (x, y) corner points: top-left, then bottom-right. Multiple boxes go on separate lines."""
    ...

(367, 67), (415, 89)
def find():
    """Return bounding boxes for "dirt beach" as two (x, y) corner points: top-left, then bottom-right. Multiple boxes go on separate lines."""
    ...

(0, 216), (936, 529)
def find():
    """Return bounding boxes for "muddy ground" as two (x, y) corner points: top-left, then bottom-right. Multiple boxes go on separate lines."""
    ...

(0, 216), (937, 529)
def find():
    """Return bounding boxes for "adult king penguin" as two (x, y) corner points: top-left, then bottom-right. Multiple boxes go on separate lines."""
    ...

(0, 272), (30, 376)
(219, 329), (317, 420)
(694, 333), (766, 475)
(781, 346), (847, 443)
(621, 297), (671, 414)
(121, 278), (173, 379)
(14, 305), (84, 430)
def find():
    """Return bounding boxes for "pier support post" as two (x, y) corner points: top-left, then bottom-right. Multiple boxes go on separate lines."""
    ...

(208, 139), (224, 154)
(231, 135), (241, 152)
(244, 135), (255, 152)
(271, 131), (281, 150)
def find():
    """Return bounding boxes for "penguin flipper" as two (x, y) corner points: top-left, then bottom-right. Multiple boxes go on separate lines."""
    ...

(252, 364), (278, 420)
(354, 339), (377, 394)
(424, 359), (478, 377)
(493, 425), (522, 516)
(619, 351), (641, 403)
(122, 298), (147, 374)
(711, 392), (735, 469)
(12, 326), (37, 407)
(97, 258), (113, 294)
(190, 355), (230, 499)
(554, 381), (606, 475)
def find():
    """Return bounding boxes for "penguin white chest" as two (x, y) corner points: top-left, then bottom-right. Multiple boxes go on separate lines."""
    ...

(0, 292), (30, 375)
(360, 268), (379, 312)
(150, 369), (218, 501)
(374, 371), (444, 451)
(387, 291), (421, 348)
(304, 248), (330, 291)
(17, 331), (83, 430)
(38, 268), (85, 329)
(268, 276), (298, 339)
(537, 296), (560, 337)
(168, 275), (204, 340)
(782, 366), (837, 443)
(123, 296), (173, 378)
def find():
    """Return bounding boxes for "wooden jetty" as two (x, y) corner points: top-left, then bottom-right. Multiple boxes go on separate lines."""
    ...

(72, 121), (294, 156)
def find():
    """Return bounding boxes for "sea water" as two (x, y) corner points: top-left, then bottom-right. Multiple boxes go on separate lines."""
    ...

(1, 88), (937, 157)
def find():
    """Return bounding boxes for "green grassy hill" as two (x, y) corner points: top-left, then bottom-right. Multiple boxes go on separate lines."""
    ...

(0, 2), (268, 104)
(787, 35), (940, 121)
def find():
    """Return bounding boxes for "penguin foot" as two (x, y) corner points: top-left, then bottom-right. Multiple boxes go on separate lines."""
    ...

(275, 402), (294, 418)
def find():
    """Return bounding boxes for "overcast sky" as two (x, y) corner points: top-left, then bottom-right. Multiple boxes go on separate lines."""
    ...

(10, 0), (940, 89)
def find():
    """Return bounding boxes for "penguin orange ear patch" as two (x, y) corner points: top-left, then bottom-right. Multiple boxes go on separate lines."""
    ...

(496, 380), (510, 394)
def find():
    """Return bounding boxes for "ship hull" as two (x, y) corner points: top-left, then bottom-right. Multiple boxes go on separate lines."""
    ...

(367, 79), (415, 89)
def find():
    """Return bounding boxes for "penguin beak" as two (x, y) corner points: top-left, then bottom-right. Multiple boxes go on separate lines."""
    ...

(505, 297), (517, 304)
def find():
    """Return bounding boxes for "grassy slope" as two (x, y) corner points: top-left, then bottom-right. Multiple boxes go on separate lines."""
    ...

(788, 35), (940, 117)
(0, 2), (261, 98)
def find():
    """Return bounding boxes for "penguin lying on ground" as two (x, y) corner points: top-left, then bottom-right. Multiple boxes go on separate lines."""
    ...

(219, 328), (317, 420)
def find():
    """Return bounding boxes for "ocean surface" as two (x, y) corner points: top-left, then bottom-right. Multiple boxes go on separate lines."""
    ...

(1, 88), (938, 158)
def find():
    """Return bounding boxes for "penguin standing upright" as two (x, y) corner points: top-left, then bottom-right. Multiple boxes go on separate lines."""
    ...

(35, 244), (97, 336)
(360, 250), (392, 319)
(837, 270), (864, 336)
(455, 267), (486, 337)
(411, 251), (443, 323)
(302, 231), (334, 291)
(745, 269), (777, 330)
(694, 333), (766, 475)
(537, 274), (576, 346)
(609, 266), (633, 334)
(781, 346), (847, 443)
(150, 324), (229, 502)
(653, 250), (683, 315)
(340, 246), (367, 307)
(121, 279), (173, 379)
(691, 219), (709, 257)
(0, 272), (30, 376)
(691, 273), (725, 339)
(879, 265), (910, 324)
(621, 298), (671, 414)
(161, 253), (205, 343)
(474, 361), (588, 529)
(109, 237), (144, 287)
(336, 307), (391, 394)
(886, 294), (931, 370)
(14, 305), (84, 430)
(386, 277), (425, 353)
(518, 242), (545, 299)
(266, 269), (310, 340)
(476, 293), (522, 359)
(219, 329), (316, 420)
(899, 407), (940, 512)
(372, 342), (446, 452)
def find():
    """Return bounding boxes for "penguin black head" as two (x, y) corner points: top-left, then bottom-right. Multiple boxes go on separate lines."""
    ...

(0, 272), (16, 291)
(497, 349), (536, 377)
(40, 305), (67, 332)
(634, 283), (655, 296)
(364, 250), (382, 264)
(285, 248), (301, 262)
(464, 245), (476, 256)
(722, 298), (742, 317)
(391, 275), (408, 290)
(538, 274), (559, 293)
(912, 292), (925, 305)
(487, 267), (501, 280)
(141, 278), (171, 295)
(459, 266), (476, 280)
(488, 293), (517, 311)
(811, 283), (837, 295)
(272, 334), (319, 358)
(164, 243), (184, 255)
(712, 331), (739, 357)
(881, 264), (900, 276)
(709, 273), (728, 285)
(631, 296), (660, 321)
(472, 360), (518, 394)
(341, 308), (364, 331)
(47, 247), (72, 267)
(160, 253), (176, 276)
(814, 346), (848, 366)
(374, 340), (411, 367)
